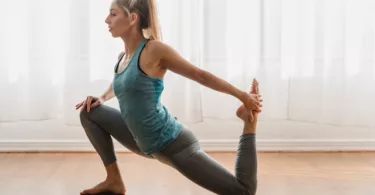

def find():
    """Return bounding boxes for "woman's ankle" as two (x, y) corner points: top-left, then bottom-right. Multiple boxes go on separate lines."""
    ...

(105, 161), (123, 180)
(242, 121), (256, 134)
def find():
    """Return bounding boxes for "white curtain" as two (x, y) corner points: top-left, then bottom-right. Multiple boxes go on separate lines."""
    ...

(1, 0), (375, 128)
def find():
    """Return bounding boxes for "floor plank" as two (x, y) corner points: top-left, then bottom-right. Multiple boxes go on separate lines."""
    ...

(0, 152), (374, 195)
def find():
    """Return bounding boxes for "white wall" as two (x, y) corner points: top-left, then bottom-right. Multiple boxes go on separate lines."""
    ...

(1, 118), (374, 152)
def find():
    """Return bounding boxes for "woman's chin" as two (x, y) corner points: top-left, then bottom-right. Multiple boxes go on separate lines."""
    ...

(109, 31), (119, 38)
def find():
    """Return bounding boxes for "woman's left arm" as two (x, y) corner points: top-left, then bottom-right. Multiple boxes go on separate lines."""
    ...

(155, 41), (261, 114)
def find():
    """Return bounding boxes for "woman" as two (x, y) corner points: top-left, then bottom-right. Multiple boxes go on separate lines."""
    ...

(76, 0), (263, 194)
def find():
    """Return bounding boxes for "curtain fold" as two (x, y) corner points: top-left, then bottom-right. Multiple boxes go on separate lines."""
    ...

(287, 0), (375, 127)
(1, 0), (375, 129)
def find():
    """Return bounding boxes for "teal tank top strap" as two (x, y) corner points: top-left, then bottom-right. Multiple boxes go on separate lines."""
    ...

(114, 38), (148, 74)
(114, 52), (125, 73)
(135, 39), (150, 75)
(131, 38), (148, 63)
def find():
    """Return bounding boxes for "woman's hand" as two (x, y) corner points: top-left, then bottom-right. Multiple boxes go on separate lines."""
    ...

(242, 92), (262, 122)
(76, 96), (105, 112)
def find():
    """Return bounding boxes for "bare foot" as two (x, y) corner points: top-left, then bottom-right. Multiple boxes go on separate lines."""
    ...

(236, 79), (259, 133)
(80, 177), (126, 195)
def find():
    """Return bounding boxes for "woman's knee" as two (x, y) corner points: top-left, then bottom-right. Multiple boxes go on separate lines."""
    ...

(79, 108), (100, 131)
(79, 110), (94, 135)
(241, 180), (257, 195)
(79, 109), (90, 125)
(79, 106), (102, 123)
(79, 109), (89, 120)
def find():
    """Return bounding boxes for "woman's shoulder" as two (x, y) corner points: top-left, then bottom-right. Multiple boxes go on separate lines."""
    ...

(145, 40), (176, 58)
(145, 39), (164, 51)
(142, 40), (165, 59)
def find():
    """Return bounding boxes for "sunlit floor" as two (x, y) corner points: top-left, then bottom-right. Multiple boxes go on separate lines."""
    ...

(0, 152), (374, 195)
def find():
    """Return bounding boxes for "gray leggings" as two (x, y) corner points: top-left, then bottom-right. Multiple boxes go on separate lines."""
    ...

(80, 104), (257, 195)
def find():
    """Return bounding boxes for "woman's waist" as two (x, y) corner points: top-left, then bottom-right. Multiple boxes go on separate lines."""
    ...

(119, 103), (164, 116)
(124, 107), (178, 128)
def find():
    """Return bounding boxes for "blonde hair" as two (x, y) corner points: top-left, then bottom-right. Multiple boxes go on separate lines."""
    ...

(115, 0), (162, 40)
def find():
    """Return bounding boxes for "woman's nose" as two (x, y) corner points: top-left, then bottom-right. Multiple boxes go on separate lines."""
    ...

(105, 16), (110, 24)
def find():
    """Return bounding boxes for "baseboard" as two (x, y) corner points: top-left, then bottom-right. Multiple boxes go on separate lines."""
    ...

(1, 139), (375, 152)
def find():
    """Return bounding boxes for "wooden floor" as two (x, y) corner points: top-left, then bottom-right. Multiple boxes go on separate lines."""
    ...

(0, 152), (374, 195)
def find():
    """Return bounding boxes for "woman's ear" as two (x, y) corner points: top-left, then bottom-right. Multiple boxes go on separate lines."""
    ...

(129, 12), (138, 26)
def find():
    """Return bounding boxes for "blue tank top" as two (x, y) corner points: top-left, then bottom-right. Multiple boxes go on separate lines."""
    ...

(112, 38), (183, 156)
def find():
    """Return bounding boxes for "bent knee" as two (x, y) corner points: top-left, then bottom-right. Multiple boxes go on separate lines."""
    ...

(79, 108), (98, 126)
(79, 109), (90, 121)
(79, 106), (102, 122)
(242, 180), (257, 195)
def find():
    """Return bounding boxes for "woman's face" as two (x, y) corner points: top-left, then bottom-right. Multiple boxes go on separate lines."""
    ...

(105, 3), (135, 37)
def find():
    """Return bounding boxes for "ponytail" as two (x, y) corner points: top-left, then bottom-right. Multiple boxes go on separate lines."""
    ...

(144, 0), (162, 40)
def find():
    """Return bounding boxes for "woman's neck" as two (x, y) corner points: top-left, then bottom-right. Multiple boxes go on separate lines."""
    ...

(121, 31), (145, 56)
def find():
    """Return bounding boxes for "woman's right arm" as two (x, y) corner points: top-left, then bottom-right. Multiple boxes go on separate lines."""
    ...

(99, 51), (124, 102)
(99, 83), (115, 102)
(76, 52), (123, 112)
